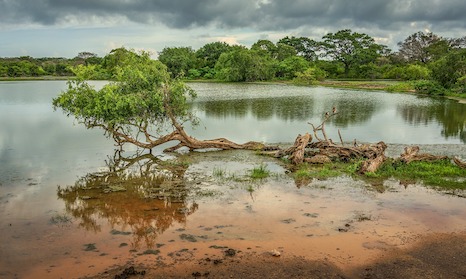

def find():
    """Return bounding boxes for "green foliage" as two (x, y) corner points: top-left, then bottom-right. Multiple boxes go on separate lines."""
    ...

(158, 46), (198, 78)
(196, 42), (232, 69)
(321, 29), (386, 77)
(215, 48), (276, 82)
(276, 56), (309, 79)
(385, 82), (415, 92)
(293, 67), (327, 85)
(375, 159), (466, 189)
(53, 49), (196, 130)
(412, 80), (446, 95)
(278, 36), (319, 61)
(249, 164), (270, 179)
(430, 48), (466, 89)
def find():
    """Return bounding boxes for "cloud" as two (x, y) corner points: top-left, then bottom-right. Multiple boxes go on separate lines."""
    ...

(2, 0), (465, 30)
(1, 0), (465, 57)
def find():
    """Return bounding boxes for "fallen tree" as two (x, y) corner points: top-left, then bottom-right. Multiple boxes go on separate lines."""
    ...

(265, 108), (465, 174)
(53, 49), (465, 175)
(53, 49), (277, 153)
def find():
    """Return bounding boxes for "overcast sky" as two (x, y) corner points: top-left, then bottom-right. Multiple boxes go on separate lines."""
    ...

(1, 0), (465, 58)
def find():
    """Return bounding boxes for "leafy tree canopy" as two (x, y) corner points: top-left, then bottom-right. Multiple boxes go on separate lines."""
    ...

(53, 49), (196, 149)
(53, 48), (270, 152)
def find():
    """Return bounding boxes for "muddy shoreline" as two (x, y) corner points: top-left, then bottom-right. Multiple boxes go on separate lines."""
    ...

(1, 145), (465, 279)
(84, 233), (466, 279)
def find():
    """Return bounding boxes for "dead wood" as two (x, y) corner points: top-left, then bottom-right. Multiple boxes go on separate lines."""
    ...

(305, 154), (331, 164)
(399, 146), (449, 164)
(288, 133), (312, 165)
(359, 154), (386, 173)
(453, 157), (466, 169)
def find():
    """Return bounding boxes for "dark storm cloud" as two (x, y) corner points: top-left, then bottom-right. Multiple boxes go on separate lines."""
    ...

(0, 0), (258, 28)
(256, 0), (466, 31)
(1, 0), (465, 31)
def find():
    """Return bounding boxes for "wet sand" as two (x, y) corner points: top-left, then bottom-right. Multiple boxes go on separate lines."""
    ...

(1, 149), (465, 279)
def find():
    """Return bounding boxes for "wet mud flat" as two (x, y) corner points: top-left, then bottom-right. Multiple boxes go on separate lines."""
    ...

(1, 148), (466, 278)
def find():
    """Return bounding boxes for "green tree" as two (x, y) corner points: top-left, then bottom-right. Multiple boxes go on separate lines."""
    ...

(293, 67), (327, 85)
(251, 39), (277, 57)
(158, 47), (198, 78)
(275, 43), (297, 61)
(53, 49), (268, 151)
(278, 36), (319, 61)
(430, 48), (466, 92)
(276, 56), (309, 79)
(215, 48), (276, 82)
(196, 42), (232, 70)
(321, 29), (385, 77)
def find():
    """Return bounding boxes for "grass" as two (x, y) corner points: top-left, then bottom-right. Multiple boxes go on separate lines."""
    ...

(294, 161), (359, 181)
(291, 159), (466, 190)
(318, 80), (413, 92)
(372, 159), (466, 189)
(249, 164), (270, 179)
(212, 167), (226, 178)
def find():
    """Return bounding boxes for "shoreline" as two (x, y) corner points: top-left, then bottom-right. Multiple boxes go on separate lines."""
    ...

(2, 77), (466, 103)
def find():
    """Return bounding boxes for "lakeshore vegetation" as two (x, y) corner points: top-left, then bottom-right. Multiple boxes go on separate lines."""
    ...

(1, 29), (465, 98)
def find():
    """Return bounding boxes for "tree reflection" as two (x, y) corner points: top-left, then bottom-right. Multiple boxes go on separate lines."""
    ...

(193, 96), (379, 125)
(398, 98), (466, 143)
(57, 150), (197, 249)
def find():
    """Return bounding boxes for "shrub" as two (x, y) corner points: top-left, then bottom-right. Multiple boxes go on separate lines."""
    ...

(293, 67), (327, 85)
(412, 80), (446, 95)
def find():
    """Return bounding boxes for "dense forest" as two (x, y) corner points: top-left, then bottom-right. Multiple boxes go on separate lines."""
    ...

(1, 29), (465, 96)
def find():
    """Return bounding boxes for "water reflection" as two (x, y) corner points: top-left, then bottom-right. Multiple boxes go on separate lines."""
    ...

(57, 151), (197, 249)
(194, 96), (377, 126)
(398, 98), (466, 143)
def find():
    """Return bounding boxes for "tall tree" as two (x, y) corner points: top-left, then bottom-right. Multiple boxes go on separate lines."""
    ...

(397, 31), (445, 64)
(158, 47), (198, 78)
(278, 36), (319, 61)
(196, 42), (232, 69)
(321, 29), (384, 77)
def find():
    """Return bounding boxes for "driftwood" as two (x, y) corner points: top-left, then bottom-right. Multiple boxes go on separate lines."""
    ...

(269, 108), (390, 172)
(268, 108), (464, 175)
(287, 133), (312, 165)
(399, 146), (449, 163)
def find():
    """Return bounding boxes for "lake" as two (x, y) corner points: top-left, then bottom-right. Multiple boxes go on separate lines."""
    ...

(0, 81), (465, 278)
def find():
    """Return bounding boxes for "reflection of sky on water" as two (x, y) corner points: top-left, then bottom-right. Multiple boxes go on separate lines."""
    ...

(0, 81), (465, 187)
(188, 82), (464, 144)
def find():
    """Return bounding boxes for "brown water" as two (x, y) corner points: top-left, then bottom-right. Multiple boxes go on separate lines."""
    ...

(1, 150), (465, 278)
(1, 81), (466, 278)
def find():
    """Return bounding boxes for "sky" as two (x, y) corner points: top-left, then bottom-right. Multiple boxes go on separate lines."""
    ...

(1, 0), (466, 58)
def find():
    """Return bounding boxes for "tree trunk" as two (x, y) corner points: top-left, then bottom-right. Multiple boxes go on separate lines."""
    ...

(288, 133), (312, 165)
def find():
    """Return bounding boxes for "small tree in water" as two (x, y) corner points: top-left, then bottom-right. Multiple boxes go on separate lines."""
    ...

(53, 48), (270, 152)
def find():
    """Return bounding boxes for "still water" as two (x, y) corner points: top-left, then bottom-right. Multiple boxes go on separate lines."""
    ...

(0, 81), (465, 278)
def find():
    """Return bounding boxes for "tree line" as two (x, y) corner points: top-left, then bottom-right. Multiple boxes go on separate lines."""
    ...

(2, 29), (466, 95)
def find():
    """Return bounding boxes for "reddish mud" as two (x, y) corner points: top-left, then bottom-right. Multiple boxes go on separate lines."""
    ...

(0, 151), (465, 278)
